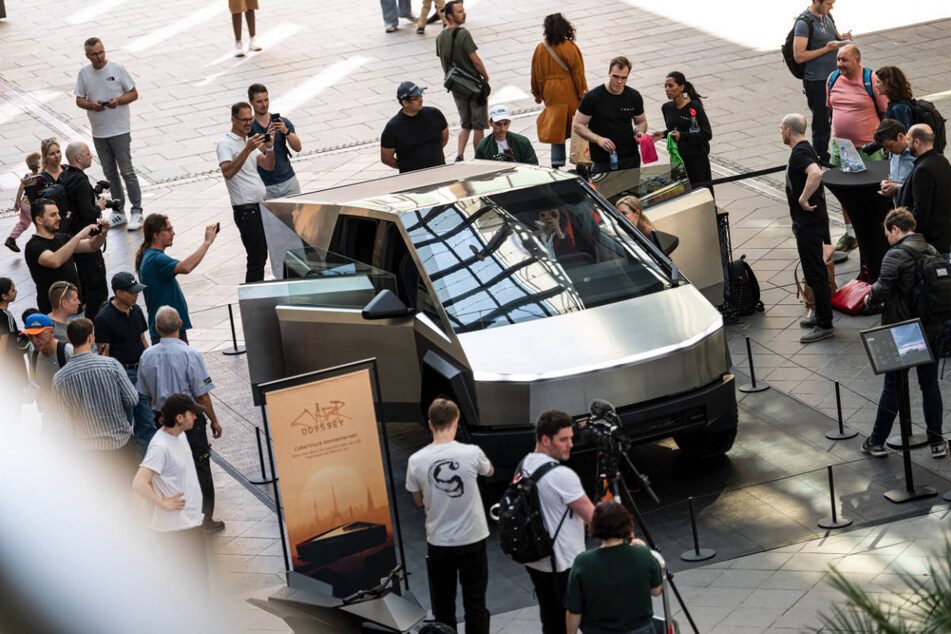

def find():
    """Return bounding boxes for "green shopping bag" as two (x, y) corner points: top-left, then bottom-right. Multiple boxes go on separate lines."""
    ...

(666, 134), (683, 166)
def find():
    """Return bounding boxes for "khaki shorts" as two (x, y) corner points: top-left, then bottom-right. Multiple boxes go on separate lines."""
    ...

(229, 0), (258, 14)
(453, 94), (488, 130)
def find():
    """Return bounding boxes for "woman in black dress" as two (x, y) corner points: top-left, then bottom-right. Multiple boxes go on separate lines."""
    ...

(651, 72), (713, 191)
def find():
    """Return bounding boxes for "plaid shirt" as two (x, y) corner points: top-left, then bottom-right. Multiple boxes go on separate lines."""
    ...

(52, 351), (138, 450)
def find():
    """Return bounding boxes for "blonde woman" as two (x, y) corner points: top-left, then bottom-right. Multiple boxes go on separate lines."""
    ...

(615, 195), (655, 236)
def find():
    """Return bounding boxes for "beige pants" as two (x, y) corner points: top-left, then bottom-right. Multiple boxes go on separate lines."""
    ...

(416, 0), (445, 29)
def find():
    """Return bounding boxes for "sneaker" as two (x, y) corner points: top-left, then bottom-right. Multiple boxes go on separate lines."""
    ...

(109, 212), (127, 228)
(455, 155), (464, 162)
(931, 442), (948, 458)
(800, 326), (834, 344)
(127, 209), (143, 231)
(427, 10), (441, 24)
(861, 439), (887, 457)
(416, 26), (425, 34)
(248, 36), (262, 51)
(385, 25), (398, 32)
(202, 518), (226, 532)
(835, 234), (858, 252)
(799, 315), (816, 329)
(4, 237), (19, 253)
(234, 40), (245, 57)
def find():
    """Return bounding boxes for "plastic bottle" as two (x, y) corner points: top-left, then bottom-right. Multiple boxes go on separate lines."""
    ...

(610, 150), (618, 171)
(840, 146), (851, 172)
(689, 108), (700, 133)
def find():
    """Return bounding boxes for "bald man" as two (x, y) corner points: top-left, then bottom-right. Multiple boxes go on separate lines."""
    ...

(782, 113), (834, 343)
(900, 124), (951, 256)
(62, 141), (109, 318)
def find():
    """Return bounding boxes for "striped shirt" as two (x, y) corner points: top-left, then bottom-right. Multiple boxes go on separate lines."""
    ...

(52, 351), (138, 450)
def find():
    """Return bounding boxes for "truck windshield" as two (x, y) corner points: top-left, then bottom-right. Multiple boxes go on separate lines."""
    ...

(401, 180), (670, 334)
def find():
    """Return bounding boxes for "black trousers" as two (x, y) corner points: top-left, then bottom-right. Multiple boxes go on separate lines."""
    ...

(803, 79), (832, 163)
(74, 251), (108, 319)
(793, 222), (833, 329)
(526, 566), (570, 634)
(233, 203), (267, 283)
(682, 153), (713, 193)
(428, 539), (490, 634)
(153, 410), (214, 520)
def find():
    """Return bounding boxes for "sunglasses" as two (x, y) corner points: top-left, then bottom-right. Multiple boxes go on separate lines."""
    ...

(58, 283), (77, 305)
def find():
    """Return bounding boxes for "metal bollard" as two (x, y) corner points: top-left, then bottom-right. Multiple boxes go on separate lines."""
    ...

(680, 497), (716, 562)
(825, 381), (857, 440)
(222, 303), (246, 356)
(818, 465), (852, 529)
(738, 336), (769, 393)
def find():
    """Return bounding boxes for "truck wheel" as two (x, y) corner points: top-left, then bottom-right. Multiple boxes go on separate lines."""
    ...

(673, 407), (738, 457)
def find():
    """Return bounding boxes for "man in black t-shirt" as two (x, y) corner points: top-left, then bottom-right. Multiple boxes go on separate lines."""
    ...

(381, 81), (449, 174)
(24, 198), (108, 314)
(573, 56), (648, 174)
(782, 113), (834, 344)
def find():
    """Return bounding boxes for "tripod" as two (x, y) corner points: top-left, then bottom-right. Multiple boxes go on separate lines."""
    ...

(594, 441), (700, 634)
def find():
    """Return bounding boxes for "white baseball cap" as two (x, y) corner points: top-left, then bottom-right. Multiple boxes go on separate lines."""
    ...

(489, 104), (512, 122)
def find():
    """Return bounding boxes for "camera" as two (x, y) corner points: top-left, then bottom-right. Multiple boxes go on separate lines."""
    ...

(102, 199), (121, 211)
(493, 148), (516, 162)
(575, 400), (630, 453)
(93, 180), (110, 196)
(88, 221), (105, 237)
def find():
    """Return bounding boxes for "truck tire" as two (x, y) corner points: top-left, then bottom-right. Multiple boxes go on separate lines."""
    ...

(673, 406), (738, 457)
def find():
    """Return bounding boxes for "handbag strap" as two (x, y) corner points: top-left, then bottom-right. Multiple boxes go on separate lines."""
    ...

(542, 41), (570, 74)
(794, 260), (805, 299)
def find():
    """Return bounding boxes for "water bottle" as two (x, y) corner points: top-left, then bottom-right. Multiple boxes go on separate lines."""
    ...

(839, 146), (851, 172)
(610, 150), (618, 171)
(689, 108), (700, 133)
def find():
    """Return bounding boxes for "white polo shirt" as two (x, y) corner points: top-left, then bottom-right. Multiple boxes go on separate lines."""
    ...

(216, 131), (267, 206)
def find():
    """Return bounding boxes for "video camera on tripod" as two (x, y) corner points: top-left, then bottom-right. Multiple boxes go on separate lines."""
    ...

(576, 399), (632, 452)
(93, 180), (122, 212)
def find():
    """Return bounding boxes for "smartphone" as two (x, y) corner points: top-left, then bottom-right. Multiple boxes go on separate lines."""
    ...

(271, 113), (281, 122)
(215, 222), (221, 234)
(264, 133), (271, 143)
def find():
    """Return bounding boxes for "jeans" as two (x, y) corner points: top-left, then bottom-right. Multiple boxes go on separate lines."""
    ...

(792, 223), (833, 329)
(233, 203), (268, 283)
(803, 79), (831, 163)
(591, 155), (640, 174)
(264, 177), (307, 279)
(526, 567), (570, 634)
(125, 368), (157, 454)
(380, 0), (412, 27)
(869, 360), (944, 446)
(551, 143), (566, 167)
(93, 133), (142, 212)
(428, 539), (490, 634)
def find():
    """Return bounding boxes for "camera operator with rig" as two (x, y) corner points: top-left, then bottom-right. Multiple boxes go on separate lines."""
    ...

(61, 141), (112, 318)
(474, 105), (538, 164)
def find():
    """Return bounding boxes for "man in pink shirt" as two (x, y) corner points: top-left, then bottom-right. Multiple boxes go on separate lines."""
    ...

(826, 44), (888, 251)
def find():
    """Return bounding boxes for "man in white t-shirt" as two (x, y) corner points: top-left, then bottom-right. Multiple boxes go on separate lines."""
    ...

(217, 102), (276, 283)
(520, 410), (595, 634)
(406, 398), (494, 634)
(74, 37), (144, 231)
(132, 393), (208, 582)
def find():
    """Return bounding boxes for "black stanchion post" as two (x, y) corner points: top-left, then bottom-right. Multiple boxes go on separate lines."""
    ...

(249, 426), (277, 485)
(222, 303), (246, 356)
(825, 381), (857, 440)
(818, 465), (852, 529)
(738, 336), (769, 393)
(680, 496), (715, 562)
(885, 374), (937, 503)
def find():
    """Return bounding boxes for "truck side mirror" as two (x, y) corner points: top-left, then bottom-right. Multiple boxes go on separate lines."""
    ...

(362, 289), (415, 320)
(651, 229), (679, 257)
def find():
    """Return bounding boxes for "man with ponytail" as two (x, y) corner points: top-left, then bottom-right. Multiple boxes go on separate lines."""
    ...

(136, 214), (218, 344)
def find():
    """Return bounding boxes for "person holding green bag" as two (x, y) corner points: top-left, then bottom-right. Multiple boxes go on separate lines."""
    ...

(651, 72), (713, 191)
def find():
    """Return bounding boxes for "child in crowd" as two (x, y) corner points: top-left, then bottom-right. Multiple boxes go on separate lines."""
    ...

(5, 152), (42, 253)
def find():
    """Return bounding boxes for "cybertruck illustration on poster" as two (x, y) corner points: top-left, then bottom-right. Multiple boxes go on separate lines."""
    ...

(296, 521), (388, 567)
(239, 162), (737, 475)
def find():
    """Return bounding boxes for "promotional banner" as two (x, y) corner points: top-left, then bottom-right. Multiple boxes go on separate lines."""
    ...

(265, 368), (396, 597)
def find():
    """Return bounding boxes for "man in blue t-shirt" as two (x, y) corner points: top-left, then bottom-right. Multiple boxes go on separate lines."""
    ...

(136, 213), (218, 343)
(791, 0), (852, 163)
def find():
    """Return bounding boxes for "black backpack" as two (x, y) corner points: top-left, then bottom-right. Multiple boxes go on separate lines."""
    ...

(725, 255), (764, 316)
(904, 99), (947, 154)
(782, 13), (834, 80)
(497, 461), (569, 565)
(898, 243), (951, 326)
(30, 340), (68, 374)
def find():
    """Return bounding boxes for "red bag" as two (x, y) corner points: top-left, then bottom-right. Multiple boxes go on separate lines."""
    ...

(639, 135), (658, 164)
(831, 266), (872, 316)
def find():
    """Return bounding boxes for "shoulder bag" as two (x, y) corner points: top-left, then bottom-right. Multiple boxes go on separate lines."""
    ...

(443, 28), (483, 100)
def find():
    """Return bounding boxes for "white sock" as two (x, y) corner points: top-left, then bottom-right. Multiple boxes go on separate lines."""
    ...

(845, 224), (855, 238)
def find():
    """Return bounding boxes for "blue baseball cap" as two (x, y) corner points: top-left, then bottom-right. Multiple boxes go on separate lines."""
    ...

(20, 313), (54, 335)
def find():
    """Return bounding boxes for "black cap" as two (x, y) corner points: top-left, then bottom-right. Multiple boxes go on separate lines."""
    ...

(397, 81), (426, 102)
(111, 271), (146, 293)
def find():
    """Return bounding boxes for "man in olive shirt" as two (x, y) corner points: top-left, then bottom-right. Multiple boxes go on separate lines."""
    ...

(435, 0), (489, 161)
(381, 82), (449, 173)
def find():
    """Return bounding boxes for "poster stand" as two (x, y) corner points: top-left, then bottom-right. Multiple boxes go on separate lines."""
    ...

(253, 358), (424, 632)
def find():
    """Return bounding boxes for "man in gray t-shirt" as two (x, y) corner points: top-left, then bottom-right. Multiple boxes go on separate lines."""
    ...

(406, 399), (493, 634)
(21, 314), (73, 417)
(791, 0), (852, 163)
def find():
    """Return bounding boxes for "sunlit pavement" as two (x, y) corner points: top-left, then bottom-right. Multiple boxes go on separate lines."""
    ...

(3, 1), (951, 631)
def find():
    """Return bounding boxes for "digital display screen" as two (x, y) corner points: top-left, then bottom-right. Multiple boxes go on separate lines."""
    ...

(860, 320), (934, 375)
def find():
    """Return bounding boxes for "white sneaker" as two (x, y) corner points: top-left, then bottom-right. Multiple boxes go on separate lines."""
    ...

(109, 212), (127, 228)
(248, 36), (262, 52)
(234, 41), (245, 57)
(127, 210), (143, 231)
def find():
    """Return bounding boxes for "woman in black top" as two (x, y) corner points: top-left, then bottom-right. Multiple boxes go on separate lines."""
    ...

(0, 277), (27, 387)
(31, 138), (66, 202)
(651, 72), (713, 191)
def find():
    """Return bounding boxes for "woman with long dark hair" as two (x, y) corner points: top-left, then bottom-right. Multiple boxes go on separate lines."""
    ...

(530, 13), (587, 169)
(875, 66), (915, 131)
(651, 72), (713, 190)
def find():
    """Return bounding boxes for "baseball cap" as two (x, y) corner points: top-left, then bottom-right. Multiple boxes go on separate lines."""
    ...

(397, 81), (426, 102)
(20, 313), (54, 335)
(111, 271), (146, 293)
(489, 105), (512, 122)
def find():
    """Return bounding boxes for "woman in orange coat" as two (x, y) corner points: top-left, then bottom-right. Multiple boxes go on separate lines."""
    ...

(530, 13), (588, 169)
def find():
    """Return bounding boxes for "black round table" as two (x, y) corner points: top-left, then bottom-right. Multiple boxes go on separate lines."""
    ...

(822, 160), (892, 282)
